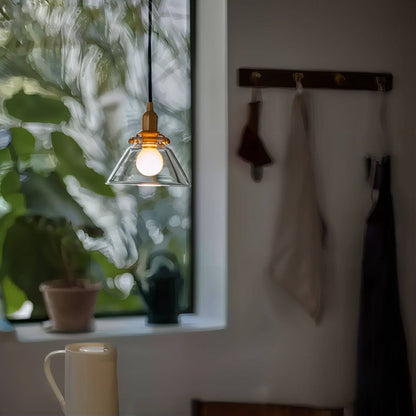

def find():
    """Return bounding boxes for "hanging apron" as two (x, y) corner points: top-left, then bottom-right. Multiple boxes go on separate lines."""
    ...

(356, 156), (414, 416)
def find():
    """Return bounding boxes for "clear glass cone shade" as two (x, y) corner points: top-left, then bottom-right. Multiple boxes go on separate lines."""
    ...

(106, 144), (190, 186)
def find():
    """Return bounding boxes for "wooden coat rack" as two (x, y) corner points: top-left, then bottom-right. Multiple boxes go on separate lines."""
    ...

(238, 68), (393, 91)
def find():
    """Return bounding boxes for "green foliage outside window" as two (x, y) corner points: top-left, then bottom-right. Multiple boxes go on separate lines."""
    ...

(0, 0), (192, 320)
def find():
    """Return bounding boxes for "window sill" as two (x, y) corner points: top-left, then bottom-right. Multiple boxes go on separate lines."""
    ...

(1, 314), (226, 343)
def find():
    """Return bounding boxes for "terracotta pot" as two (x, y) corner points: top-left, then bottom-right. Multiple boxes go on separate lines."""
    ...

(39, 279), (102, 332)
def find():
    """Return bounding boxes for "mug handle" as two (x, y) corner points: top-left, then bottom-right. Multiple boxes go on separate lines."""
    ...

(44, 350), (66, 413)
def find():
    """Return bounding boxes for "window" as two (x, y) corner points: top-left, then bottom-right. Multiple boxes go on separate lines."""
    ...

(0, 0), (193, 320)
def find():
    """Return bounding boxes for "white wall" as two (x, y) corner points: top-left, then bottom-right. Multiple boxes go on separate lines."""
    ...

(227, 0), (416, 408)
(1, 0), (416, 415)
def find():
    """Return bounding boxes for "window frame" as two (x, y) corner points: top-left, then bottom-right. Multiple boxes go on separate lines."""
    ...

(1, 0), (196, 323)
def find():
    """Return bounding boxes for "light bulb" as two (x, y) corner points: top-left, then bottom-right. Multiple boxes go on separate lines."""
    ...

(135, 147), (164, 176)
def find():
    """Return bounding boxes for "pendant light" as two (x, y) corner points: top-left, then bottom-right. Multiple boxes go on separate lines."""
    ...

(106, 0), (190, 187)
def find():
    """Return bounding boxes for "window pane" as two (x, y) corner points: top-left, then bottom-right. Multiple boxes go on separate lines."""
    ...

(0, 0), (192, 320)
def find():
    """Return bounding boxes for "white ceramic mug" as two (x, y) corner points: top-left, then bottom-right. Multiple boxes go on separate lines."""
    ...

(44, 342), (119, 416)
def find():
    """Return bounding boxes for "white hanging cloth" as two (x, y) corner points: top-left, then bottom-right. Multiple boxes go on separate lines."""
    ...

(270, 88), (325, 323)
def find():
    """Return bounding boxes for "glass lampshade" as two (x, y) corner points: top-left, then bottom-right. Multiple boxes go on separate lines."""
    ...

(106, 103), (190, 187)
(106, 136), (190, 187)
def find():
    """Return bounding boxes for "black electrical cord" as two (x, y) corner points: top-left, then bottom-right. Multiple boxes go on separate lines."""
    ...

(148, 0), (153, 103)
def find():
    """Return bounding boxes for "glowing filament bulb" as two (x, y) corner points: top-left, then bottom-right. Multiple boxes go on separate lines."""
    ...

(136, 148), (164, 176)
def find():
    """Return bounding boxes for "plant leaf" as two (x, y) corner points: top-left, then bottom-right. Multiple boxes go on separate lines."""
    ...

(4, 90), (71, 124)
(1, 170), (20, 200)
(89, 251), (130, 278)
(4, 193), (26, 215)
(10, 127), (35, 161)
(51, 132), (114, 197)
(2, 275), (27, 316)
(0, 212), (19, 267)
(0, 217), (53, 318)
(20, 169), (96, 229)
(0, 148), (14, 174)
(89, 251), (143, 313)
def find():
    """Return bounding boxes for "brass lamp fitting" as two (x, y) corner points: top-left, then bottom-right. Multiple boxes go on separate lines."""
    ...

(129, 102), (170, 146)
(142, 102), (158, 131)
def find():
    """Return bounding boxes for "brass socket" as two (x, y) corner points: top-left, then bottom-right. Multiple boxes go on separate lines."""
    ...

(128, 102), (170, 146)
(142, 102), (158, 132)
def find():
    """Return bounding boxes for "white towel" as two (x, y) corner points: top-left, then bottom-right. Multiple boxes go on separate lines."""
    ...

(270, 91), (325, 323)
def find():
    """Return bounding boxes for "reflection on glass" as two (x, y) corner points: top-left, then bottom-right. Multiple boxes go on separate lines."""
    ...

(0, 0), (192, 319)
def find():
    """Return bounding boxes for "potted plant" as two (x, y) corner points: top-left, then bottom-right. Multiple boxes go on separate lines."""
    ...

(0, 120), (132, 329)
(1, 215), (103, 332)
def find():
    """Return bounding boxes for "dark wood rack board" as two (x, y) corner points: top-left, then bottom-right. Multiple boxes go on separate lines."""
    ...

(238, 68), (393, 91)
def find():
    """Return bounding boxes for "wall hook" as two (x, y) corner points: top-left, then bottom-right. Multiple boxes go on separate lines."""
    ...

(293, 72), (304, 84)
(250, 71), (262, 85)
(250, 71), (262, 101)
(293, 72), (304, 90)
(334, 73), (346, 86)
(376, 76), (386, 92)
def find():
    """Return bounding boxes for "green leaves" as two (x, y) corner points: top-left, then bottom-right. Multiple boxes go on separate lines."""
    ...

(10, 127), (35, 161)
(1, 276), (27, 316)
(0, 212), (21, 266)
(0, 216), (53, 318)
(0, 171), (25, 216)
(0, 147), (13, 169)
(90, 250), (142, 314)
(0, 215), (102, 318)
(20, 170), (97, 229)
(89, 251), (130, 278)
(1, 171), (20, 200)
(5, 90), (71, 124)
(52, 132), (114, 197)
(95, 289), (142, 314)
